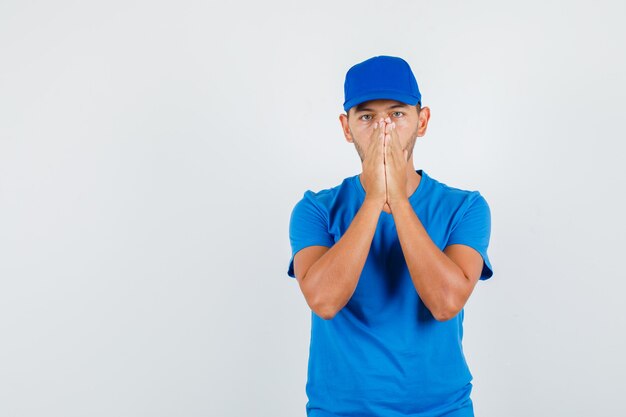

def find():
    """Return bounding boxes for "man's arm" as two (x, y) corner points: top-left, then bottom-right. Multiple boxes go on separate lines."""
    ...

(392, 200), (484, 321)
(297, 198), (382, 320)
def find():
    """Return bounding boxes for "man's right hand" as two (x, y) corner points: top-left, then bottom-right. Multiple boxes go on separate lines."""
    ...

(361, 117), (387, 211)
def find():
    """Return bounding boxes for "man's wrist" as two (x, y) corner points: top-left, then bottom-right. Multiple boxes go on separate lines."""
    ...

(390, 198), (412, 214)
(362, 196), (384, 212)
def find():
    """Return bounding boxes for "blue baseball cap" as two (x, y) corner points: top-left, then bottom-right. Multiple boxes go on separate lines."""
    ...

(343, 55), (422, 113)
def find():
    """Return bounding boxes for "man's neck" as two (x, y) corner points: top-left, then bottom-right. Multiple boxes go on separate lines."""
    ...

(405, 166), (421, 199)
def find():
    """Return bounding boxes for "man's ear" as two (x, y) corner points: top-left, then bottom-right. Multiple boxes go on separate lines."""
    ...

(339, 113), (352, 142)
(417, 106), (431, 137)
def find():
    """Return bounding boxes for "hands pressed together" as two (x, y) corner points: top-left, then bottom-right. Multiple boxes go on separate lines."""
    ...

(361, 117), (409, 213)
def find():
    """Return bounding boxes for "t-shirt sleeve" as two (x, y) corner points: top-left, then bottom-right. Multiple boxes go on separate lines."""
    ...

(445, 192), (494, 280)
(287, 192), (335, 279)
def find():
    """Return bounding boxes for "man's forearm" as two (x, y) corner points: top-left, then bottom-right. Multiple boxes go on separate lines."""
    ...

(303, 198), (382, 319)
(392, 199), (470, 321)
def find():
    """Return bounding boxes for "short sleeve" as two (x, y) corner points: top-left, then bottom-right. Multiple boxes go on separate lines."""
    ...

(287, 192), (335, 279)
(445, 192), (494, 280)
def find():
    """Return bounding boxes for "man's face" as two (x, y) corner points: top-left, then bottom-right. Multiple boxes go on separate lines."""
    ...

(339, 99), (427, 163)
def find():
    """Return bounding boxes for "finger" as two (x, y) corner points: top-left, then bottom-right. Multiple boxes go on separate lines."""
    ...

(366, 122), (382, 155)
(385, 118), (392, 133)
(388, 122), (398, 143)
(372, 120), (386, 141)
(368, 121), (379, 146)
(377, 122), (384, 162)
(390, 122), (399, 139)
(377, 124), (386, 165)
(380, 135), (389, 170)
(388, 127), (404, 168)
(385, 133), (393, 162)
(389, 123), (403, 162)
(377, 122), (386, 149)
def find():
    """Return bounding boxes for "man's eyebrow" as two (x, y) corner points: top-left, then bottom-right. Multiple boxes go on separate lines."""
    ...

(388, 104), (409, 109)
(354, 103), (409, 113)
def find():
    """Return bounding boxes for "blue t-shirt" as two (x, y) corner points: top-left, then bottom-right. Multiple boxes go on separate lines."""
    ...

(287, 169), (494, 417)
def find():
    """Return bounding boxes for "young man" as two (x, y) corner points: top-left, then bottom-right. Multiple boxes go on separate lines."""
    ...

(287, 55), (494, 417)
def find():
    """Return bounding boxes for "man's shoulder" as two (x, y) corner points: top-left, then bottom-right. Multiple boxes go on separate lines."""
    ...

(424, 170), (485, 207)
(297, 174), (357, 208)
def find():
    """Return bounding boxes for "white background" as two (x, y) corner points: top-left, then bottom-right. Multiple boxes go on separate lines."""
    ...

(1, 1), (625, 416)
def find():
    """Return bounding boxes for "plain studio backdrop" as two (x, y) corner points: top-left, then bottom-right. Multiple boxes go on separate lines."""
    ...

(1, 1), (625, 416)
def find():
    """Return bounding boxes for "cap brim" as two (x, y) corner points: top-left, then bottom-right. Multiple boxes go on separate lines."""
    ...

(343, 91), (420, 112)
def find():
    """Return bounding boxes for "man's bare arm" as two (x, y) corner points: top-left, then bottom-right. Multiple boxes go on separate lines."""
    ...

(392, 200), (482, 321)
(298, 117), (387, 319)
(299, 198), (382, 320)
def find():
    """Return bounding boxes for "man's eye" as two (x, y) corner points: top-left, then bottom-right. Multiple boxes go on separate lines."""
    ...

(392, 112), (404, 118)
(359, 115), (372, 121)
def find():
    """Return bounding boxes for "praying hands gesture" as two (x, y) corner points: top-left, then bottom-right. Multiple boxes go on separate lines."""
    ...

(361, 117), (409, 214)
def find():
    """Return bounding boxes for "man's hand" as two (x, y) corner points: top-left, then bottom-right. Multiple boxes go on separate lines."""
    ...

(383, 119), (409, 210)
(361, 118), (388, 211)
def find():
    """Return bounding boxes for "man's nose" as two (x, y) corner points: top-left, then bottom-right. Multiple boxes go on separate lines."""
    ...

(374, 116), (391, 126)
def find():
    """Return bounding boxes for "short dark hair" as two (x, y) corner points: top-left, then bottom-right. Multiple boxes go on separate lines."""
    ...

(347, 103), (421, 119)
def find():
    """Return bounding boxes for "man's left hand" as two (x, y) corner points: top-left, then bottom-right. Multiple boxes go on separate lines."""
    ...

(384, 120), (409, 210)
